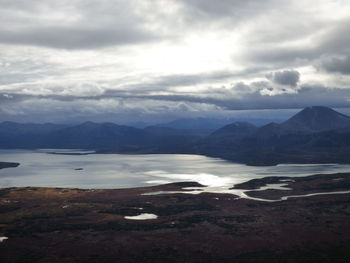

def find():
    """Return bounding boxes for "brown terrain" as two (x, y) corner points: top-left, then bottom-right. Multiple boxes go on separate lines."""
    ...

(0, 174), (350, 263)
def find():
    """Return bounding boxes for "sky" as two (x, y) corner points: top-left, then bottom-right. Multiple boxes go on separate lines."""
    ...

(1, 0), (350, 124)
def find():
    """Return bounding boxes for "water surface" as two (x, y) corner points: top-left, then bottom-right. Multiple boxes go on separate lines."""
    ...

(1, 149), (350, 190)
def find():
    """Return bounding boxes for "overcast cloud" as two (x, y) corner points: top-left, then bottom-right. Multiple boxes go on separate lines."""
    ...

(1, 0), (350, 123)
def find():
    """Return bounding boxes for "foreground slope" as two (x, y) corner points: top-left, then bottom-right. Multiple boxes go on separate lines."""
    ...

(0, 173), (350, 262)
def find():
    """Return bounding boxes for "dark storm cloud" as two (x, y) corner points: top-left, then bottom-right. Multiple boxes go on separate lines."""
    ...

(0, 0), (159, 49)
(321, 56), (350, 75)
(0, 73), (33, 85)
(320, 19), (350, 56)
(0, 0), (281, 50)
(248, 47), (316, 66)
(0, 26), (156, 50)
(267, 70), (300, 87)
(122, 85), (350, 110)
(123, 67), (270, 91)
(0, 93), (22, 102)
(7, 82), (347, 111)
(179, 0), (278, 20)
(2, 82), (350, 123)
(117, 71), (234, 92)
(147, 71), (234, 88)
(1, 0), (350, 123)
(235, 85), (350, 110)
(247, 18), (350, 67)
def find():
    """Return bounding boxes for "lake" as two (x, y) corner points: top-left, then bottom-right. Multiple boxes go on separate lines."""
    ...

(1, 149), (350, 190)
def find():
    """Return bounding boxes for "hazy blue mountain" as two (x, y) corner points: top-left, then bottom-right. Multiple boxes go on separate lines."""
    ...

(155, 117), (274, 136)
(210, 122), (257, 137)
(193, 122), (257, 157)
(281, 106), (350, 132)
(124, 121), (157, 129)
(195, 106), (350, 165)
(1, 106), (350, 166)
(142, 126), (201, 154)
(0, 121), (158, 150)
(0, 121), (68, 135)
(0, 122), (69, 148)
(43, 122), (157, 150)
(154, 118), (229, 136)
(158, 118), (234, 130)
(144, 126), (194, 136)
(0, 121), (196, 152)
(247, 106), (350, 139)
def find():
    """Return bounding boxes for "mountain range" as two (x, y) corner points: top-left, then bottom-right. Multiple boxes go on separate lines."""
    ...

(196, 106), (350, 165)
(1, 106), (350, 165)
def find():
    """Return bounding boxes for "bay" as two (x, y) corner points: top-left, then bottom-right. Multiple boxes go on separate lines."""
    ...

(1, 149), (350, 190)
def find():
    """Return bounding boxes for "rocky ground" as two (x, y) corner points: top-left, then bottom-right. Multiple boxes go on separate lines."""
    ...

(0, 174), (350, 263)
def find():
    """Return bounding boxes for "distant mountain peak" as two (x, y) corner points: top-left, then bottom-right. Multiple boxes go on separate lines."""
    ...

(282, 106), (350, 132)
(211, 122), (256, 137)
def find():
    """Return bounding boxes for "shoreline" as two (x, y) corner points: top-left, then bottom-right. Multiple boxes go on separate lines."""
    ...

(4, 147), (350, 167)
(0, 162), (19, 170)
